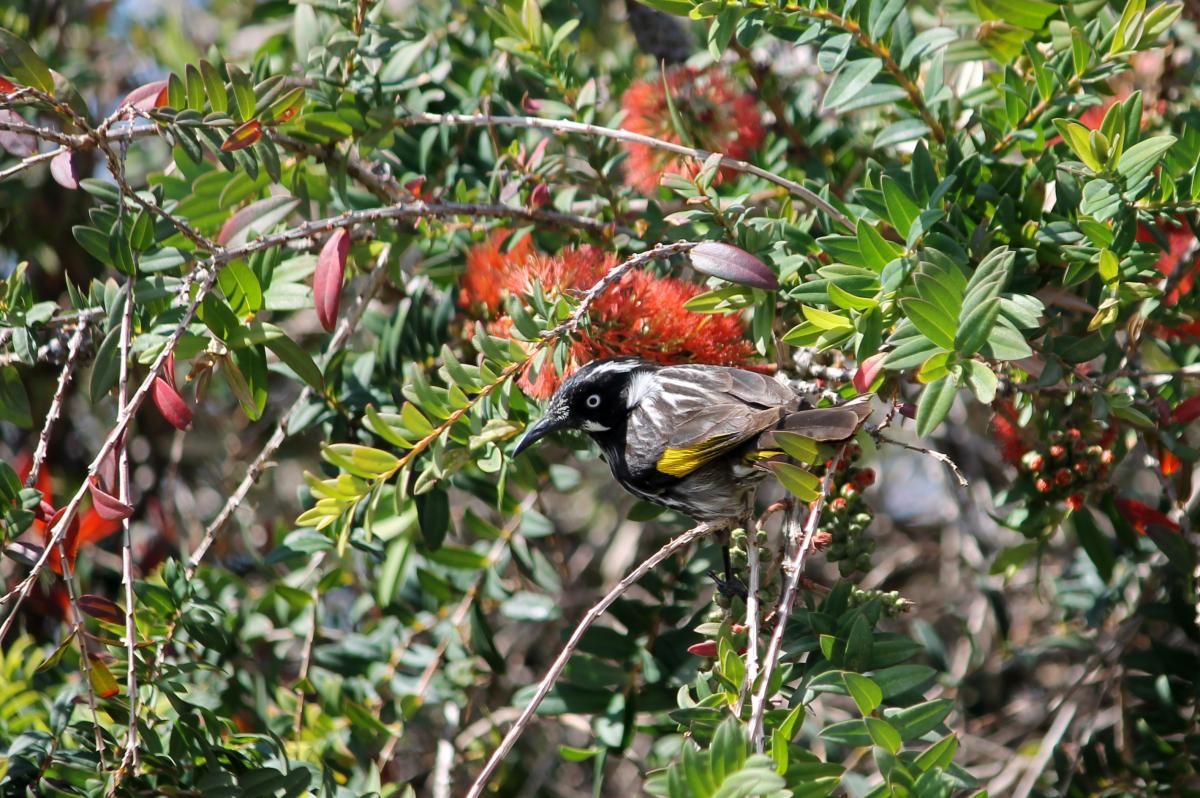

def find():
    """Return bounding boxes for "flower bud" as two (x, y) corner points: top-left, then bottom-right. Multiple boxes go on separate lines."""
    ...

(1066, 493), (1085, 511)
(1021, 451), (1045, 472)
(1035, 477), (1052, 493)
(1049, 444), (1067, 460)
(1055, 468), (1073, 487)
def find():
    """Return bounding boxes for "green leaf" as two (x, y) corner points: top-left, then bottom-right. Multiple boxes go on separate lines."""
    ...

(857, 220), (904, 272)
(1053, 119), (1105, 172)
(0, 28), (55, 94)
(828, 282), (878, 311)
(900, 298), (956, 351)
(961, 360), (998, 404)
(888, 698), (954, 740)
(1099, 248), (1119, 284)
(845, 616), (874, 671)
(218, 259), (264, 314)
(914, 735), (959, 772)
(199, 60), (228, 114)
(772, 462), (821, 501)
(872, 665), (938, 699)
(866, 717), (902, 754)
(227, 63), (256, 121)
(772, 431), (820, 464)
(1072, 506), (1115, 581)
(978, 0), (1058, 29)
(916, 376), (958, 437)
(802, 305), (854, 331)
(844, 673), (883, 714)
(427, 546), (490, 570)
(1110, 0), (1147, 53)
(415, 488), (450, 550)
(1117, 135), (1177, 183)
(882, 176), (921, 238)
(981, 320), (1033, 360)
(323, 443), (401, 478)
(89, 326), (122, 403)
(955, 296), (1001, 355)
(265, 329), (324, 391)
(823, 59), (883, 111)
(0, 366), (31, 428)
(874, 119), (931, 149)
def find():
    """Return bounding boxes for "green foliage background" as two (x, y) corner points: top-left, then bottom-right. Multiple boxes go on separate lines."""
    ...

(0, 0), (1198, 796)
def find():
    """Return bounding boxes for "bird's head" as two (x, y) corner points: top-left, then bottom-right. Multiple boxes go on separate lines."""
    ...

(512, 358), (648, 457)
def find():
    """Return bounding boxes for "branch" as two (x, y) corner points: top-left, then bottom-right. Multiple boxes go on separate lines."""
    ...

(747, 445), (846, 750)
(23, 322), (89, 490)
(736, 516), (761, 715)
(463, 523), (712, 798)
(396, 112), (853, 230)
(876, 433), (969, 488)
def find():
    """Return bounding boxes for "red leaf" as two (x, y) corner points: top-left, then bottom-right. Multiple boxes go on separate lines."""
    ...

(404, 176), (425, 198)
(77, 509), (121, 548)
(96, 431), (124, 494)
(220, 119), (263, 152)
(152, 376), (193, 430)
(3, 540), (43, 567)
(1115, 498), (1180, 535)
(88, 655), (120, 699)
(78, 594), (124, 625)
(0, 76), (17, 94)
(689, 242), (779, 290)
(49, 149), (81, 189)
(687, 641), (718, 658)
(216, 195), (300, 247)
(853, 353), (886, 395)
(1172, 395), (1200, 425)
(1160, 449), (1182, 477)
(528, 183), (551, 210)
(43, 506), (81, 575)
(119, 80), (168, 112)
(314, 228), (349, 332)
(87, 475), (134, 521)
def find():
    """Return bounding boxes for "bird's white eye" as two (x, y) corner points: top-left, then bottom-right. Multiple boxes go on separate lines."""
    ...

(586, 393), (601, 409)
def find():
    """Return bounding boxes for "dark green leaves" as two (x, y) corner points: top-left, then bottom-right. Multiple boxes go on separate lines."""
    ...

(0, 28), (54, 94)
(0, 366), (31, 427)
(916, 376), (958, 438)
(823, 59), (883, 112)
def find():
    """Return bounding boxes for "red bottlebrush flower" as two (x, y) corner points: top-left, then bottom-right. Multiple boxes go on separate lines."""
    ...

(1160, 448), (1182, 477)
(1115, 497), (1180, 534)
(1173, 394), (1200, 425)
(619, 66), (764, 194)
(1066, 493), (1085, 512)
(460, 237), (756, 398)
(853, 468), (876, 488)
(990, 400), (1029, 466)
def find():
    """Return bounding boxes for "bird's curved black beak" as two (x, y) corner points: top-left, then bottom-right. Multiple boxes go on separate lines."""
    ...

(512, 412), (568, 458)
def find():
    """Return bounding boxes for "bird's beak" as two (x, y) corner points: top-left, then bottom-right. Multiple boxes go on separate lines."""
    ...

(512, 410), (568, 457)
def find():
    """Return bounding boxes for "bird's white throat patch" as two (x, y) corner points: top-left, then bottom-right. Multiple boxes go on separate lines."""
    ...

(581, 420), (610, 432)
(625, 370), (657, 408)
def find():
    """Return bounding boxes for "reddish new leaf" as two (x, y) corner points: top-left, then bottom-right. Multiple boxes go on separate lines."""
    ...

(49, 149), (81, 189)
(152, 376), (193, 430)
(1160, 448), (1182, 477)
(43, 506), (81, 575)
(1115, 498), (1180, 534)
(78, 594), (124, 625)
(404, 176), (425, 198)
(689, 242), (779, 290)
(88, 655), (120, 699)
(4, 540), (43, 567)
(1172, 394), (1200, 425)
(119, 80), (168, 111)
(216, 195), (300, 246)
(853, 352), (887, 394)
(686, 641), (718, 658)
(220, 119), (263, 152)
(0, 76), (17, 94)
(314, 228), (349, 332)
(87, 475), (134, 521)
(528, 182), (551, 210)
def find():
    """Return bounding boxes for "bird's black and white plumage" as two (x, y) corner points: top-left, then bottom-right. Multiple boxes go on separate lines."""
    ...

(513, 358), (872, 523)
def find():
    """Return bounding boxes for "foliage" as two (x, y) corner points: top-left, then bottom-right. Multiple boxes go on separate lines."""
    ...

(0, 0), (1198, 796)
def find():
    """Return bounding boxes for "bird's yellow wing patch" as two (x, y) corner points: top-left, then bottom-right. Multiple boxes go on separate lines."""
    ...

(656, 435), (735, 477)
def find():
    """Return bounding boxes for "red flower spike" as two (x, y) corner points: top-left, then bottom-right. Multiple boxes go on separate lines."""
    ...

(314, 228), (349, 332)
(152, 376), (193, 430)
(1160, 449), (1182, 477)
(49, 150), (82, 189)
(853, 353), (886, 395)
(220, 119), (263, 153)
(620, 66), (764, 194)
(1172, 395), (1200, 425)
(86, 475), (134, 521)
(1115, 498), (1180, 534)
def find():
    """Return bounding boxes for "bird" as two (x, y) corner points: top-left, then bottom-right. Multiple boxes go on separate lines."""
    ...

(512, 357), (872, 589)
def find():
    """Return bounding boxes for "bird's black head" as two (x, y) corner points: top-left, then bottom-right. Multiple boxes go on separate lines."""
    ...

(512, 358), (650, 456)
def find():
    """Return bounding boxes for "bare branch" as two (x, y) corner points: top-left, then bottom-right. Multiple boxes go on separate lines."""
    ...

(464, 523), (712, 798)
(23, 322), (89, 490)
(397, 112), (853, 230)
(877, 433), (969, 488)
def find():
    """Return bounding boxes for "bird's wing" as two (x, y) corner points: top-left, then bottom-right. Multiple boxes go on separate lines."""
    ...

(625, 367), (794, 478)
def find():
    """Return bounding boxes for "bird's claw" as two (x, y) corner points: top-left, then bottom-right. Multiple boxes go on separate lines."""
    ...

(707, 570), (748, 600)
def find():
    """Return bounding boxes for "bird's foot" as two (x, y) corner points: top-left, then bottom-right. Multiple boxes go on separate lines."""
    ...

(707, 570), (748, 600)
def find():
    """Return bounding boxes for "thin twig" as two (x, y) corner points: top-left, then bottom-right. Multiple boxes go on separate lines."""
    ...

(54, 539), (107, 769)
(23, 322), (89, 490)
(1011, 701), (1078, 798)
(396, 112), (852, 230)
(748, 445), (846, 751)
(877, 433), (969, 488)
(292, 585), (320, 738)
(736, 515), (761, 715)
(463, 523), (712, 798)
(114, 234), (140, 785)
